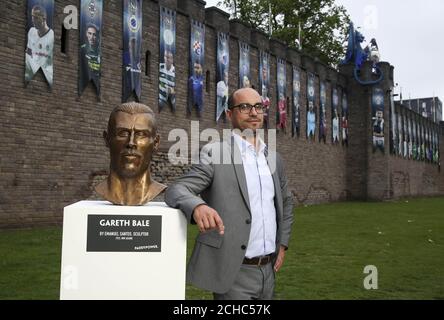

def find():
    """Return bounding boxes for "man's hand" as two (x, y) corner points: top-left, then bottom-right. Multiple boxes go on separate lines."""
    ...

(273, 245), (286, 272)
(193, 204), (225, 235)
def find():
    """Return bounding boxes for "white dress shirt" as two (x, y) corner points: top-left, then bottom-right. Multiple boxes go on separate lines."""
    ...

(233, 133), (277, 258)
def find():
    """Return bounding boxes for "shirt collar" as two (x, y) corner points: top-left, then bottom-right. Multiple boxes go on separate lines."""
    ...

(232, 132), (267, 155)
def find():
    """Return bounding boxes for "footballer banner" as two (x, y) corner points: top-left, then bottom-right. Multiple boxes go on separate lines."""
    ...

(413, 117), (418, 160)
(319, 81), (327, 143)
(25, 0), (54, 87)
(159, 7), (176, 112)
(341, 91), (349, 146)
(408, 116), (413, 159)
(307, 73), (316, 139)
(216, 32), (229, 122)
(420, 120), (424, 161)
(188, 20), (205, 117)
(276, 58), (287, 132)
(398, 112), (403, 157)
(239, 42), (251, 89)
(79, 0), (103, 97)
(372, 87), (385, 153)
(292, 67), (301, 137)
(390, 88), (398, 155)
(403, 113), (408, 158)
(332, 87), (340, 144)
(122, 0), (142, 102)
(259, 51), (271, 129)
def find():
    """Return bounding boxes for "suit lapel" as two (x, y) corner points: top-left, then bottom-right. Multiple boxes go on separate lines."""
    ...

(267, 150), (283, 221)
(230, 136), (251, 213)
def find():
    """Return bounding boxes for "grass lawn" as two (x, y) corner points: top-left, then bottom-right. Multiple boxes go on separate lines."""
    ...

(0, 197), (443, 300)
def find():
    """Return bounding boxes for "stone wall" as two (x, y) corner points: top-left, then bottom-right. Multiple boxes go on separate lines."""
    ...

(0, 0), (443, 228)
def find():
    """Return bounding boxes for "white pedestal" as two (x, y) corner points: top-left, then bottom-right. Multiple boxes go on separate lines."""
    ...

(60, 201), (187, 300)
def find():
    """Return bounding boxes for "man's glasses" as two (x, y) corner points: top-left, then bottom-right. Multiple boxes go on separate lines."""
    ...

(230, 103), (266, 114)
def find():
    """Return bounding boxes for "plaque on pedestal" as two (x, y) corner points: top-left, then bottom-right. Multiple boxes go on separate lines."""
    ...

(60, 201), (187, 300)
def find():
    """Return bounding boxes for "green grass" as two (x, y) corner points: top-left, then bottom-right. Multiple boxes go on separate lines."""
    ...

(0, 197), (443, 299)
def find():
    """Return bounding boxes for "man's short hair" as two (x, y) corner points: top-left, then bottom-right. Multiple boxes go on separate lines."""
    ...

(86, 23), (99, 33)
(107, 102), (157, 134)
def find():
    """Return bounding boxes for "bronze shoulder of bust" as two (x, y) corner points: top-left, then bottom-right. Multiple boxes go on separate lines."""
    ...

(95, 178), (167, 206)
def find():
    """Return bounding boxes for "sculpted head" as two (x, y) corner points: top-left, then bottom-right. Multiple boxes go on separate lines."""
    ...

(97, 102), (165, 206)
(104, 102), (159, 179)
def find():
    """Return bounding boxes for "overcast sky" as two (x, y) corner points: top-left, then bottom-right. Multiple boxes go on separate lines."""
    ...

(205, 0), (444, 119)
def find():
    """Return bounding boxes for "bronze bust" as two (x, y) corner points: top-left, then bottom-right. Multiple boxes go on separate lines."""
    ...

(95, 102), (166, 205)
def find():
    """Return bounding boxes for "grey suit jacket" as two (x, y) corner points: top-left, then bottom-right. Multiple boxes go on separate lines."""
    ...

(165, 137), (294, 294)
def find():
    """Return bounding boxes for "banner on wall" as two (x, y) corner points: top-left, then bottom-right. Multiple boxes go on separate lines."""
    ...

(122, 0), (142, 102)
(427, 127), (431, 161)
(159, 7), (176, 112)
(431, 129), (435, 163)
(420, 100), (428, 118)
(412, 117), (418, 160)
(424, 126), (428, 161)
(408, 116), (413, 159)
(430, 128), (434, 162)
(426, 127), (431, 161)
(420, 121), (425, 161)
(216, 32), (229, 122)
(426, 126), (431, 161)
(425, 125), (429, 161)
(259, 51), (271, 129)
(239, 42), (251, 89)
(432, 129), (435, 163)
(403, 114), (408, 158)
(421, 122), (425, 161)
(416, 119), (420, 161)
(398, 112), (403, 157)
(372, 87), (384, 153)
(404, 113), (409, 158)
(307, 73), (316, 139)
(188, 20), (205, 117)
(25, 0), (54, 87)
(331, 87), (340, 144)
(431, 130), (435, 163)
(79, 0), (103, 96)
(428, 127), (432, 161)
(390, 89), (398, 154)
(415, 119), (419, 160)
(341, 91), (349, 146)
(418, 120), (422, 161)
(319, 81), (327, 143)
(276, 58), (287, 132)
(292, 67), (301, 137)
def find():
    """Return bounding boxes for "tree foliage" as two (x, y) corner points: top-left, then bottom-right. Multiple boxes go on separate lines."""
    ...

(218, 0), (350, 66)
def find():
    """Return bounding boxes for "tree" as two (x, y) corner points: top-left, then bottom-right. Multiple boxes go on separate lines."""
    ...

(218, 0), (350, 66)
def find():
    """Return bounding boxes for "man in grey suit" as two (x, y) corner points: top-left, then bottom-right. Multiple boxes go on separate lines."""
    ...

(165, 88), (294, 300)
